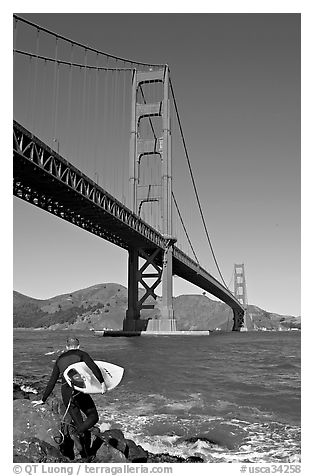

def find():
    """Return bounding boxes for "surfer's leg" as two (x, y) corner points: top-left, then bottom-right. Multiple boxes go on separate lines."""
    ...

(61, 384), (85, 455)
(70, 394), (98, 456)
(75, 394), (99, 434)
(61, 384), (84, 429)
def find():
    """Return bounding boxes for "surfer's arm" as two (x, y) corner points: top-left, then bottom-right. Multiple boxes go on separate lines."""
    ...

(80, 351), (104, 384)
(42, 362), (60, 402)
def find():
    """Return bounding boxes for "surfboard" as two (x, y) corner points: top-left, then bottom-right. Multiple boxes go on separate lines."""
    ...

(63, 360), (124, 394)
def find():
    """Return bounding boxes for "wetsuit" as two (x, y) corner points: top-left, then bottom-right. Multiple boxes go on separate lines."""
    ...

(42, 349), (104, 435)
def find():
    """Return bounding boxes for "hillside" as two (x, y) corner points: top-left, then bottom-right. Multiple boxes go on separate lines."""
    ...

(13, 283), (301, 331)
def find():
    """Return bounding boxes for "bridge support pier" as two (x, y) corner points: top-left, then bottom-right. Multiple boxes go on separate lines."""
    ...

(123, 247), (163, 332)
(123, 243), (177, 332)
(146, 241), (177, 332)
(124, 248), (140, 326)
(232, 308), (245, 331)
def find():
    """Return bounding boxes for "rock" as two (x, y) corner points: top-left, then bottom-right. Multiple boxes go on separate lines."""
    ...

(13, 437), (69, 463)
(13, 383), (30, 400)
(186, 455), (204, 462)
(92, 429), (148, 463)
(39, 391), (65, 417)
(14, 390), (30, 400)
(13, 399), (63, 449)
(147, 452), (186, 463)
(182, 426), (246, 450)
(13, 454), (33, 463)
(147, 451), (204, 463)
(90, 439), (128, 463)
(125, 439), (148, 462)
(101, 428), (128, 454)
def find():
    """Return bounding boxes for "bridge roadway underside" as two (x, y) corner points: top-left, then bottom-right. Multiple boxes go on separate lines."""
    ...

(13, 121), (244, 329)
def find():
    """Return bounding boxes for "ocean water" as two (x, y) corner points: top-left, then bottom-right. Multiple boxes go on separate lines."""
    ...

(13, 329), (301, 463)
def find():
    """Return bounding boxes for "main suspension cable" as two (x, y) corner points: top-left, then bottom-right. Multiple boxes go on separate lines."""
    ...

(169, 75), (228, 289)
(14, 15), (165, 69)
(172, 192), (199, 264)
(13, 49), (136, 71)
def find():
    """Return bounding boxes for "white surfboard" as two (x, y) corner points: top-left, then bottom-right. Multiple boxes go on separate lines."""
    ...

(64, 360), (124, 394)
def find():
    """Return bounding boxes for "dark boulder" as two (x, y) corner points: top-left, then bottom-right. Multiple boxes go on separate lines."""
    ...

(186, 455), (204, 462)
(181, 426), (246, 451)
(147, 452), (186, 463)
(13, 399), (62, 449)
(13, 438), (69, 463)
(91, 429), (148, 463)
(125, 439), (148, 462)
(147, 452), (204, 463)
(89, 441), (129, 463)
(13, 383), (30, 400)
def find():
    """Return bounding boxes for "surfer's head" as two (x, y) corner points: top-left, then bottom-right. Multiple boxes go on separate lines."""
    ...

(66, 336), (80, 350)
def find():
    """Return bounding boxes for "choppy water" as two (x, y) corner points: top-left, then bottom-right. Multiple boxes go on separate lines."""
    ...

(13, 329), (301, 463)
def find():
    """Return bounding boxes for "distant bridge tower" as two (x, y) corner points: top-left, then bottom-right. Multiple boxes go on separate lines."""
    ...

(233, 263), (247, 331)
(124, 66), (177, 332)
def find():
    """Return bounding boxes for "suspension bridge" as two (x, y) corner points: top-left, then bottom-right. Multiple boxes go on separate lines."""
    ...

(13, 15), (245, 332)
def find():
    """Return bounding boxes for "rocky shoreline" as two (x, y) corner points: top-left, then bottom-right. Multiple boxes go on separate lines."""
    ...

(13, 381), (204, 463)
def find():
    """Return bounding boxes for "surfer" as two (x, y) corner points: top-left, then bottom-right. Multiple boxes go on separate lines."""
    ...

(32, 336), (105, 455)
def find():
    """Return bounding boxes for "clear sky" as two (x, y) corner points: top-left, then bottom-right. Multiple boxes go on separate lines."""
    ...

(12, 10), (301, 316)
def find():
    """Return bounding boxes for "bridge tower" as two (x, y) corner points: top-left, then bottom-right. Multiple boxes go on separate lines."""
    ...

(123, 66), (177, 332)
(233, 263), (247, 331)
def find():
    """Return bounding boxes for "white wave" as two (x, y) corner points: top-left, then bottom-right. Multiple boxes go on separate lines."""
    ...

(20, 385), (38, 394)
(97, 403), (300, 463)
(44, 349), (62, 355)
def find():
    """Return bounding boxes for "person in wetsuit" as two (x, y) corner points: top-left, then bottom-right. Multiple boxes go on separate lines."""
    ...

(33, 337), (105, 453)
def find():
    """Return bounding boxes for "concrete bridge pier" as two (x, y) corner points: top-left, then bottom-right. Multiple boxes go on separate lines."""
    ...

(146, 240), (177, 332)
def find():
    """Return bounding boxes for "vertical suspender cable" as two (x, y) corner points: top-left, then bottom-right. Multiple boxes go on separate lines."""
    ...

(79, 48), (88, 168)
(26, 56), (33, 127)
(108, 70), (114, 194)
(113, 65), (119, 199)
(94, 54), (100, 182)
(111, 68), (116, 196)
(114, 67), (119, 198)
(31, 28), (40, 134)
(53, 62), (60, 153)
(121, 68), (127, 205)
(85, 63), (92, 176)
(102, 67), (109, 189)
(13, 17), (18, 49)
(66, 43), (74, 161)
(228, 267), (234, 291)
(13, 18), (19, 70)
(51, 37), (59, 149)
(38, 58), (48, 136)
(75, 65), (82, 166)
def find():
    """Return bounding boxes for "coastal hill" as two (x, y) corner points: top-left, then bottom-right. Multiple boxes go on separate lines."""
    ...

(13, 283), (301, 331)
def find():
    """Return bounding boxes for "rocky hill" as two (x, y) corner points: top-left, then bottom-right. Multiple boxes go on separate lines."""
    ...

(13, 283), (301, 331)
